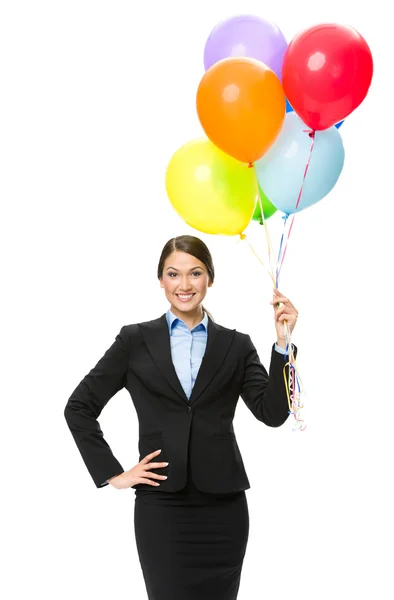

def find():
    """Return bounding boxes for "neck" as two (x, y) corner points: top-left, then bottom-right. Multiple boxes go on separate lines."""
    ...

(170, 306), (204, 330)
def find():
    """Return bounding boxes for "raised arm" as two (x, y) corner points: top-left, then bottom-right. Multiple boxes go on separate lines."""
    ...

(240, 334), (298, 427)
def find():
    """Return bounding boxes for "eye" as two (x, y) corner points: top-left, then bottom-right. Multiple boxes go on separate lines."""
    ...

(168, 271), (202, 277)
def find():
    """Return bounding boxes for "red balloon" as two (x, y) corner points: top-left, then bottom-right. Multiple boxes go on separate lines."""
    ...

(282, 24), (373, 130)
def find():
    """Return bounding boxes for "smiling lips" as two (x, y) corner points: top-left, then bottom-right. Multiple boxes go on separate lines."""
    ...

(176, 293), (196, 302)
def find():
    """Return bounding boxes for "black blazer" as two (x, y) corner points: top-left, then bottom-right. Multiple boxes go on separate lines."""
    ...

(64, 313), (297, 493)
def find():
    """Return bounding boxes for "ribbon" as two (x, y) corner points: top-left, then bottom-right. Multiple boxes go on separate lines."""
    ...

(234, 130), (317, 431)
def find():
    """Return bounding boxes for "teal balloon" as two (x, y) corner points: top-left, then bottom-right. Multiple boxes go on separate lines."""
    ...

(254, 112), (345, 214)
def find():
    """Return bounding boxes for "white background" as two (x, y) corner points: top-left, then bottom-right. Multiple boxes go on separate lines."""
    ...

(1, 0), (392, 598)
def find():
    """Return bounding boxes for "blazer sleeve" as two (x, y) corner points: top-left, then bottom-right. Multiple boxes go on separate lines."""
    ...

(64, 325), (130, 488)
(240, 334), (298, 427)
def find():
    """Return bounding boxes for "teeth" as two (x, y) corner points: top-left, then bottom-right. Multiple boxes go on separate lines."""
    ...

(178, 294), (194, 298)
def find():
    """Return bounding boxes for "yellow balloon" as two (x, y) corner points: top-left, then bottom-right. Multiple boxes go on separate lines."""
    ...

(165, 138), (257, 236)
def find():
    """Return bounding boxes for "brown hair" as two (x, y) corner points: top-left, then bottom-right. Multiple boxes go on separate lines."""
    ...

(157, 235), (215, 321)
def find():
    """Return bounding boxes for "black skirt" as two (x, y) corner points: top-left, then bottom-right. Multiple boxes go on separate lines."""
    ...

(134, 459), (249, 600)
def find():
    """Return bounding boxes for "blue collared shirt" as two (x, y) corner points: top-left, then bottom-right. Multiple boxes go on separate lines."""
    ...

(166, 309), (289, 400)
(166, 309), (209, 400)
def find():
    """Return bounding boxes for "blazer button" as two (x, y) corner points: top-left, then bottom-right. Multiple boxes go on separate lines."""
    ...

(188, 406), (192, 413)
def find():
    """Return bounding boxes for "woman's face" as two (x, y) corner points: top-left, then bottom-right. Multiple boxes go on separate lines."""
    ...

(160, 251), (212, 313)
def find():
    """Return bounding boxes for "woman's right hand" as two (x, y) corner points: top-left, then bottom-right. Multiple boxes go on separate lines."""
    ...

(107, 449), (168, 489)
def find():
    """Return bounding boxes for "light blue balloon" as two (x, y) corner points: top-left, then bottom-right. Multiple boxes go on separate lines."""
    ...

(254, 112), (345, 214)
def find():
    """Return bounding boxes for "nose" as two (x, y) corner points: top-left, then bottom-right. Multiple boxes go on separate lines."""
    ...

(179, 275), (193, 291)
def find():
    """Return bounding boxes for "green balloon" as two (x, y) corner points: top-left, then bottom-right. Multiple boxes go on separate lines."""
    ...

(252, 185), (277, 224)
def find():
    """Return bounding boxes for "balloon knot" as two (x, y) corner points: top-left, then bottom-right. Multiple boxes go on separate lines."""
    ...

(303, 128), (315, 139)
(247, 162), (253, 168)
(239, 233), (246, 240)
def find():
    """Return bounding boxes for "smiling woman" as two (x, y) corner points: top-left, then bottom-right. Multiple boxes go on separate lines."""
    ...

(64, 233), (299, 600)
(158, 235), (215, 329)
(131, 235), (251, 599)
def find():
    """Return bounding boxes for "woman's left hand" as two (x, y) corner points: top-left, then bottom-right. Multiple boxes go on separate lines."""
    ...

(270, 288), (299, 343)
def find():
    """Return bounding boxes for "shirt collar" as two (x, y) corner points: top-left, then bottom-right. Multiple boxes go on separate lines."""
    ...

(166, 308), (208, 333)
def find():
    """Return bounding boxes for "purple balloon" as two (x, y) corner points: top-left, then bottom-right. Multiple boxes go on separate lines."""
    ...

(204, 14), (288, 80)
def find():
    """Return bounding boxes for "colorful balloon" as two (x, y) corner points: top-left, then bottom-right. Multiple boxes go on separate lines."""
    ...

(165, 138), (257, 236)
(282, 23), (373, 130)
(204, 14), (287, 80)
(252, 186), (277, 223)
(197, 57), (286, 164)
(254, 112), (345, 214)
(286, 99), (344, 128)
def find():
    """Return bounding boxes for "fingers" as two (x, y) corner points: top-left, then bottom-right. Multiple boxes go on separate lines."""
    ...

(270, 294), (296, 308)
(138, 478), (162, 486)
(274, 304), (298, 319)
(271, 295), (288, 303)
(145, 462), (169, 469)
(270, 297), (292, 308)
(270, 290), (299, 317)
(136, 449), (170, 487)
(145, 471), (168, 480)
(277, 313), (295, 321)
(276, 305), (298, 318)
(141, 460), (169, 485)
(273, 288), (287, 298)
(141, 449), (162, 463)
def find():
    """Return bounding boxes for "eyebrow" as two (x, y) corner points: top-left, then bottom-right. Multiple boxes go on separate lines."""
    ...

(166, 266), (204, 271)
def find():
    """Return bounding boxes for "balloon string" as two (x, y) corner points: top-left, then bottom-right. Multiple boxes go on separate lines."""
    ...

(254, 173), (278, 283)
(273, 128), (314, 428)
(280, 327), (306, 430)
(239, 232), (276, 286)
(276, 129), (316, 284)
(238, 231), (306, 431)
(283, 359), (306, 431)
(236, 155), (312, 431)
(275, 214), (289, 288)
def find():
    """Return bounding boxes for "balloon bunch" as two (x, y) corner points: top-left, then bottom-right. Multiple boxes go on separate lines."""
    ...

(165, 15), (373, 430)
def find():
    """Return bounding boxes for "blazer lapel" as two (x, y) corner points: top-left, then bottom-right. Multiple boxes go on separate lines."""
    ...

(138, 313), (236, 406)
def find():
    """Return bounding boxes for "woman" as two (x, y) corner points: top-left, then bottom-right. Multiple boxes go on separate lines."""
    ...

(64, 234), (299, 600)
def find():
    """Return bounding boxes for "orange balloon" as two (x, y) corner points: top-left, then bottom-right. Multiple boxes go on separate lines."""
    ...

(197, 57), (286, 164)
